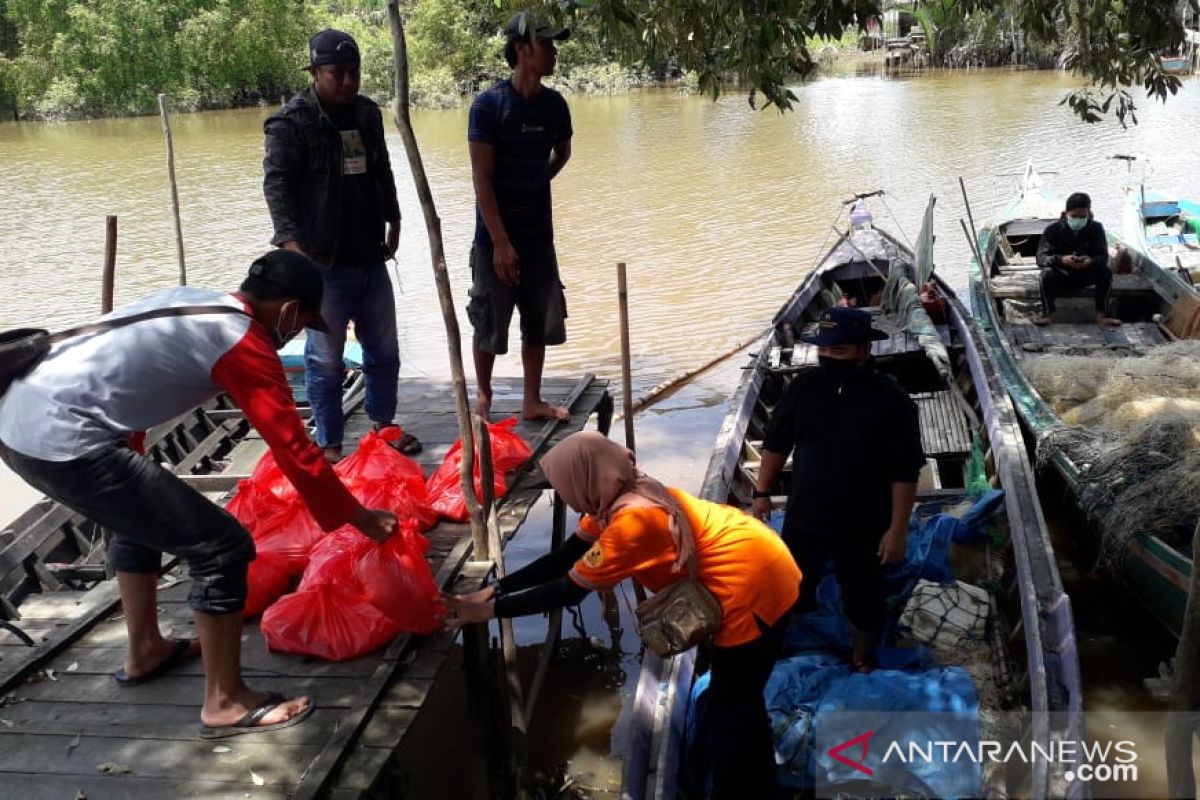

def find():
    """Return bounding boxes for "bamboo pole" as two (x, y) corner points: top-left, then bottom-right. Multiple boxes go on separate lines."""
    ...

(386, 2), (486, 555)
(958, 176), (984, 266)
(614, 334), (760, 422)
(157, 94), (186, 286)
(617, 262), (636, 451)
(101, 215), (117, 313)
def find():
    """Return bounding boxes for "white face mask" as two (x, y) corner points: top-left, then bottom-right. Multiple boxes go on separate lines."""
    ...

(272, 302), (303, 350)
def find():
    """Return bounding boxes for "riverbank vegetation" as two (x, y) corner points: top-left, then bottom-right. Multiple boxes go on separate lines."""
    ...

(0, 0), (1191, 122)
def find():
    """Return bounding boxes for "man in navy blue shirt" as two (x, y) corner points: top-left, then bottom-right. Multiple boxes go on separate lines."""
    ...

(467, 12), (573, 421)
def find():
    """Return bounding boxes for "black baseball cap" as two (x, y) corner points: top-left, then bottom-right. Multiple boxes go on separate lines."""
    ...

(307, 29), (361, 69)
(503, 12), (570, 42)
(246, 250), (331, 332)
(799, 307), (888, 346)
(1065, 192), (1092, 212)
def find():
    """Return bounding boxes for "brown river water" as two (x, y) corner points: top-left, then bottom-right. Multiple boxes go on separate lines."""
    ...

(2, 68), (1199, 796)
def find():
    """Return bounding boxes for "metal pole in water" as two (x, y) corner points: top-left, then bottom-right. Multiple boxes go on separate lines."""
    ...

(101, 215), (117, 313)
(617, 262), (636, 452)
(157, 93), (186, 286)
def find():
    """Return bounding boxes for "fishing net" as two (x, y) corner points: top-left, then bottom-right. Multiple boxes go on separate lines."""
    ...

(1027, 340), (1200, 564)
(899, 578), (991, 649)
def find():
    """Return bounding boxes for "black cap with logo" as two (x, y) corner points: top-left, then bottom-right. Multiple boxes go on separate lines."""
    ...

(246, 250), (331, 332)
(503, 12), (570, 42)
(307, 29), (361, 69)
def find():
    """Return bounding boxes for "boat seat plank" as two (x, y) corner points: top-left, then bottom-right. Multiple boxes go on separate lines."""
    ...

(913, 390), (972, 456)
(990, 271), (1156, 301)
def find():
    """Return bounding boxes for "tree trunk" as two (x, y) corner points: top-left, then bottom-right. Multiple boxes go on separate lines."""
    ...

(385, 1), (486, 554)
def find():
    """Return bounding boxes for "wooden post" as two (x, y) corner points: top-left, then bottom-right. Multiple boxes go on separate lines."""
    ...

(617, 262), (636, 452)
(473, 415), (531, 799)
(101, 215), (117, 313)
(157, 94), (186, 286)
(386, 2), (486, 555)
(1166, 518), (1200, 798)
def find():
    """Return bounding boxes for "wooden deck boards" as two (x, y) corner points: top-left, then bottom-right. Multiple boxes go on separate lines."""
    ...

(0, 374), (611, 799)
(1002, 321), (1167, 359)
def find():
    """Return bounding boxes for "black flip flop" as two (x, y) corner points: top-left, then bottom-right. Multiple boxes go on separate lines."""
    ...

(200, 693), (316, 739)
(395, 431), (423, 455)
(113, 638), (198, 686)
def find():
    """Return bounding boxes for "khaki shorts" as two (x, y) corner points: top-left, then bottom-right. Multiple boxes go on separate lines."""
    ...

(466, 241), (567, 355)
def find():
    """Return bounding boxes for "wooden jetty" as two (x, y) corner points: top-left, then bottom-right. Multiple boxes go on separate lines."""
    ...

(0, 373), (611, 799)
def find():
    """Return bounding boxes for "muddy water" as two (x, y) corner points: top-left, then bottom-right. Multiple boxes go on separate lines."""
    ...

(2, 68), (1198, 796)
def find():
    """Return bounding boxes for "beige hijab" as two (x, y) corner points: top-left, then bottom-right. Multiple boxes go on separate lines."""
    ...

(539, 431), (696, 572)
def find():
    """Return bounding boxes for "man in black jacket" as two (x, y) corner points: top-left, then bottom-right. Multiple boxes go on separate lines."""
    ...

(1034, 192), (1121, 327)
(751, 307), (924, 672)
(263, 29), (421, 462)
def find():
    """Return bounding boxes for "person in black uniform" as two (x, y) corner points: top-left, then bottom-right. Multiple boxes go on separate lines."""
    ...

(1034, 191), (1121, 327)
(751, 307), (924, 671)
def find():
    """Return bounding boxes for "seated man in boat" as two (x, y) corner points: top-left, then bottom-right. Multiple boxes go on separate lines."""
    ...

(0, 250), (397, 737)
(445, 432), (800, 800)
(1034, 191), (1122, 327)
(751, 307), (923, 672)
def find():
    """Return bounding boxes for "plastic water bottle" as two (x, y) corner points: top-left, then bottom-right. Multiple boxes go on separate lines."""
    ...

(850, 200), (874, 231)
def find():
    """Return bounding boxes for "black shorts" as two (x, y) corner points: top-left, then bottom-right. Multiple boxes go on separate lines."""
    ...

(0, 439), (254, 615)
(466, 241), (567, 355)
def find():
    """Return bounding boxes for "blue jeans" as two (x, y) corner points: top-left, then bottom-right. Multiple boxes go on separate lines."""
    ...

(304, 263), (400, 447)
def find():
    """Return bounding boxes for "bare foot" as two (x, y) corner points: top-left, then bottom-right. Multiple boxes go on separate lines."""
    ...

(1096, 315), (1122, 327)
(474, 391), (492, 421)
(201, 688), (311, 729)
(122, 637), (199, 681)
(1033, 314), (1053, 327)
(523, 400), (570, 422)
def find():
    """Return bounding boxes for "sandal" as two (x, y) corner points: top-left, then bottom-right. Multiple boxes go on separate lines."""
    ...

(199, 693), (316, 739)
(375, 424), (423, 455)
(113, 638), (199, 686)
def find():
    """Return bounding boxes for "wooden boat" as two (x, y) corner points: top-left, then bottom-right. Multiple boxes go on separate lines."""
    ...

(622, 194), (1082, 799)
(969, 163), (1199, 637)
(1122, 185), (1200, 284)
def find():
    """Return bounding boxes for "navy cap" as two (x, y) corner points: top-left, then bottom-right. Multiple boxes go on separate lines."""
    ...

(307, 29), (361, 69)
(247, 250), (331, 332)
(503, 12), (570, 41)
(799, 307), (888, 346)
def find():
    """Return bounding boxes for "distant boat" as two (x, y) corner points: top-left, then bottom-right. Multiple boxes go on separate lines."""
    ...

(1160, 53), (1191, 73)
(1122, 187), (1200, 285)
(969, 161), (1200, 638)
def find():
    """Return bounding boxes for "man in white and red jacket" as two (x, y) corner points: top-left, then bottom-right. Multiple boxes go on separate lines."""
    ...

(0, 249), (396, 737)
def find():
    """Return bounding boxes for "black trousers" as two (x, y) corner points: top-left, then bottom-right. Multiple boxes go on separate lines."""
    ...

(0, 440), (254, 614)
(1040, 263), (1113, 315)
(707, 607), (794, 799)
(785, 524), (885, 633)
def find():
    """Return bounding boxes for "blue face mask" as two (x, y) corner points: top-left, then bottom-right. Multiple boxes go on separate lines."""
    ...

(1066, 216), (1088, 232)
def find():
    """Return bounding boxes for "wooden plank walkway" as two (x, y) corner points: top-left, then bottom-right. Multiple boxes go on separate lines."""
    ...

(0, 374), (611, 800)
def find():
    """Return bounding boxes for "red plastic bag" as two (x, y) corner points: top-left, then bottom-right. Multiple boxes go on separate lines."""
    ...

(424, 418), (531, 522)
(488, 417), (533, 472)
(224, 479), (322, 574)
(261, 584), (402, 661)
(335, 428), (438, 531)
(353, 520), (444, 633)
(243, 550), (292, 618)
(297, 527), (373, 592)
(247, 450), (297, 501)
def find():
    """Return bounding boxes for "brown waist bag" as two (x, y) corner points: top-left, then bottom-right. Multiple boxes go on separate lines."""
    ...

(634, 549), (722, 659)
